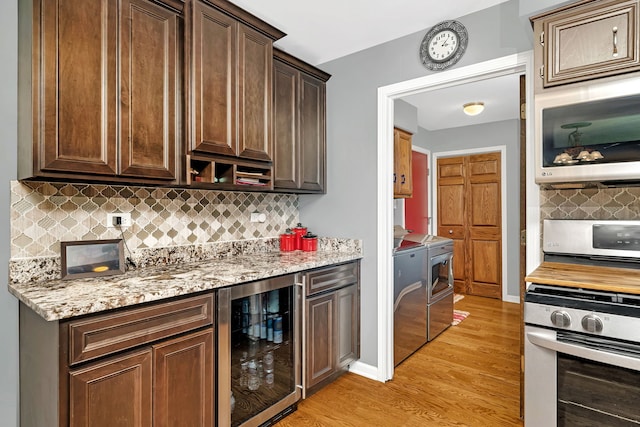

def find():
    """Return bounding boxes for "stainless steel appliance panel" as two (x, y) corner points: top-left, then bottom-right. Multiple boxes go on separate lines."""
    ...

(427, 290), (453, 341)
(393, 245), (428, 366)
(525, 218), (640, 427)
(535, 75), (640, 185)
(427, 244), (453, 303)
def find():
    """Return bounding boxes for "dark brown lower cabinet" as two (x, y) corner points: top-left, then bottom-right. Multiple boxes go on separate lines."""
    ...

(18, 263), (360, 427)
(19, 294), (215, 427)
(69, 349), (153, 427)
(68, 329), (214, 427)
(153, 329), (214, 427)
(304, 262), (360, 396)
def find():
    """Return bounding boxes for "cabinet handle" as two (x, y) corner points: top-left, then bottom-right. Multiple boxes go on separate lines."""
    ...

(612, 26), (618, 57)
(539, 31), (544, 46)
(401, 174), (406, 184)
(539, 65), (544, 79)
(393, 173), (396, 183)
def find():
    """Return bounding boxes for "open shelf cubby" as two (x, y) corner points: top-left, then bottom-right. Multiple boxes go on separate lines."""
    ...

(187, 154), (273, 191)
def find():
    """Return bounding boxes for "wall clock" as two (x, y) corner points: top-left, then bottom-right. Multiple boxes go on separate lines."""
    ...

(419, 20), (469, 71)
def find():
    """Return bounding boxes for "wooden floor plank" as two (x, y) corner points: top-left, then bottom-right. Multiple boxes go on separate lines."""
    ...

(276, 295), (523, 426)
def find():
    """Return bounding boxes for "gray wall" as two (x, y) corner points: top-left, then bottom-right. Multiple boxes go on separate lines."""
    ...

(393, 100), (418, 135)
(1, 0), (19, 425)
(299, 0), (557, 368)
(416, 120), (521, 298)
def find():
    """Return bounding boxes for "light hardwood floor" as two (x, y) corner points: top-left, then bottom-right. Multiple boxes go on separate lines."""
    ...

(277, 295), (523, 426)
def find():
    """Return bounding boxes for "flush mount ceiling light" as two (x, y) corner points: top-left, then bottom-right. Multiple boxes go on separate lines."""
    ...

(463, 102), (485, 116)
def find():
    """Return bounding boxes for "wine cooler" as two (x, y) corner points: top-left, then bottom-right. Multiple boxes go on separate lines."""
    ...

(218, 273), (302, 426)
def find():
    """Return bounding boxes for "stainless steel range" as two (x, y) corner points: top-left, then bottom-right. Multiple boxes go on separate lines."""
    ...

(525, 220), (640, 427)
(393, 233), (453, 366)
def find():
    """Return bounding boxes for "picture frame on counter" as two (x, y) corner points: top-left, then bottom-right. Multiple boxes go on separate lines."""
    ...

(60, 239), (125, 280)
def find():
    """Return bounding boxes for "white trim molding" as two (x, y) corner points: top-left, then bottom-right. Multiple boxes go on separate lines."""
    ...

(376, 52), (537, 382)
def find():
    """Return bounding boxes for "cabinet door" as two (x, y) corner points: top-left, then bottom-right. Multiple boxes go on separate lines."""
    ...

(273, 59), (300, 190)
(37, 0), (118, 177)
(306, 292), (336, 389)
(393, 128), (413, 198)
(69, 349), (153, 427)
(541, 0), (640, 87)
(153, 329), (214, 427)
(299, 73), (326, 192)
(191, 1), (237, 156)
(119, 0), (179, 181)
(237, 24), (273, 162)
(336, 284), (359, 368)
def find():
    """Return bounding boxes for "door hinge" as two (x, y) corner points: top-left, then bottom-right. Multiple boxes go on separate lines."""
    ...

(520, 103), (526, 120)
(539, 31), (544, 46)
(520, 229), (526, 246)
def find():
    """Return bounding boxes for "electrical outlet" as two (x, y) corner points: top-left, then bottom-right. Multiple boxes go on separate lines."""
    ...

(107, 213), (132, 228)
(250, 212), (266, 223)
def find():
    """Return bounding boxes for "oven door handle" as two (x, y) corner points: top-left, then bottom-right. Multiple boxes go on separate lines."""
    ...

(527, 330), (640, 372)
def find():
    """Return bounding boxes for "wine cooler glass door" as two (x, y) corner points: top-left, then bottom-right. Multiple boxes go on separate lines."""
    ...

(218, 274), (302, 427)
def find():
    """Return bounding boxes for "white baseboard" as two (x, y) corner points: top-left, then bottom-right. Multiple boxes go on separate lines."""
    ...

(347, 360), (384, 382)
(503, 294), (520, 304)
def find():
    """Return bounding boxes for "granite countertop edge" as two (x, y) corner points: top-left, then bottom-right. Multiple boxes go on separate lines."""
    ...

(9, 251), (363, 322)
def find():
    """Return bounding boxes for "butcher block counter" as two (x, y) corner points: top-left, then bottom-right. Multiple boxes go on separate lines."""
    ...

(526, 261), (640, 295)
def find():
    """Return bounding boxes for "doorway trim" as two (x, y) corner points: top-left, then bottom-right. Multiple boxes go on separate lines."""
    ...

(376, 52), (535, 382)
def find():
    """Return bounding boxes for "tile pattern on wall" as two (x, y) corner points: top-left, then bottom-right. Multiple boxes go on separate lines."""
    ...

(540, 187), (640, 220)
(10, 181), (299, 259)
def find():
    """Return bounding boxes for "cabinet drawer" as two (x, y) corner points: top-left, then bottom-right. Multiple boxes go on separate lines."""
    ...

(305, 262), (359, 297)
(65, 293), (214, 365)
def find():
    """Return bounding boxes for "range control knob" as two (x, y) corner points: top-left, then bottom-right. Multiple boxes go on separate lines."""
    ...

(550, 310), (571, 328)
(581, 314), (604, 333)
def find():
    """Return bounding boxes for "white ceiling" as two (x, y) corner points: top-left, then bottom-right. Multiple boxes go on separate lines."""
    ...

(227, 0), (518, 131)
(401, 74), (521, 131)
(227, 0), (511, 66)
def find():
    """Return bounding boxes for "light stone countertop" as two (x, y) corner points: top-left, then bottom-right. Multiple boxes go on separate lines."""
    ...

(9, 251), (362, 322)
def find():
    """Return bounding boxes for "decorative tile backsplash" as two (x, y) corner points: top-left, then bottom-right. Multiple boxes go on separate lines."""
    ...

(540, 187), (640, 220)
(10, 181), (299, 259)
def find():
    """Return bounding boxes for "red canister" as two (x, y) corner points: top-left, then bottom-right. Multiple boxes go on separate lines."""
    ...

(279, 229), (296, 252)
(301, 232), (318, 252)
(292, 223), (307, 251)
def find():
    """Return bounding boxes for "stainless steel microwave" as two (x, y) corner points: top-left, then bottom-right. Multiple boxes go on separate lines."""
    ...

(535, 75), (640, 186)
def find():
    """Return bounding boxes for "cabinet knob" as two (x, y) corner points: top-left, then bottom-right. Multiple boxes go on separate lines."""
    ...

(448, 230), (453, 235)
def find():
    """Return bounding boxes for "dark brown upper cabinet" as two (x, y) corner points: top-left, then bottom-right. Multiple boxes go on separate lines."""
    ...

(19, 0), (183, 184)
(188, 0), (284, 163)
(531, 0), (640, 90)
(273, 49), (330, 193)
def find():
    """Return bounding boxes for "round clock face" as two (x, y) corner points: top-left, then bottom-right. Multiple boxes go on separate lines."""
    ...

(420, 20), (468, 71)
(428, 30), (459, 62)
